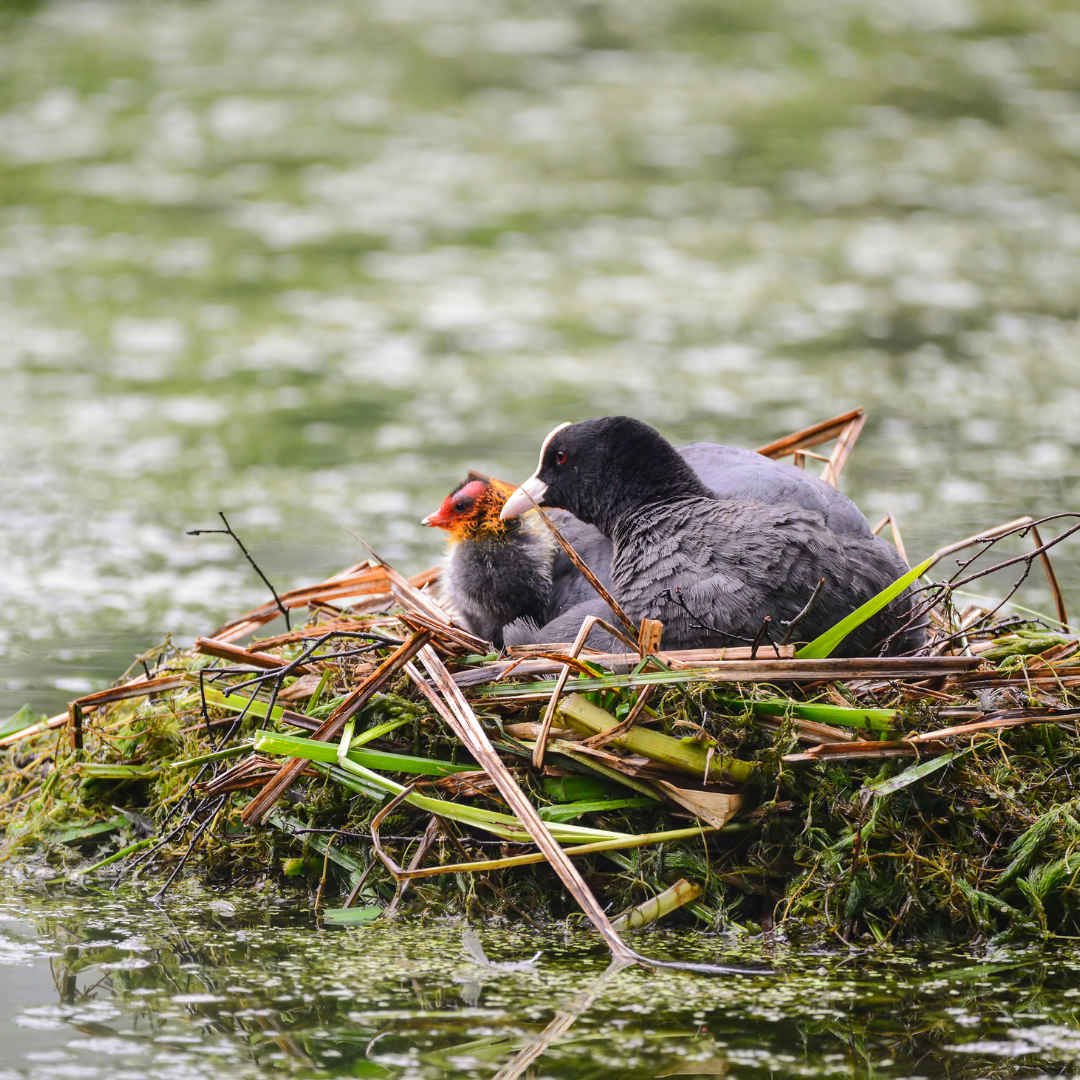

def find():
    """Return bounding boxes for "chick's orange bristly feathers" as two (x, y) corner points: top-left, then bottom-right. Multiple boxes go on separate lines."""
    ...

(421, 478), (517, 542)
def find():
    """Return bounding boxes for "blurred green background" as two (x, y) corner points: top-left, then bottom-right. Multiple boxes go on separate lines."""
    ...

(2, 0), (1080, 713)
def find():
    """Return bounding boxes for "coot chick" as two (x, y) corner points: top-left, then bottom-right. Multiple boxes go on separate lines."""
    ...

(500, 417), (924, 656)
(422, 477), (616, 648)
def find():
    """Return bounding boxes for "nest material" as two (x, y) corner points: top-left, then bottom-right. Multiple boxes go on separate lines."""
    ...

(2, 546), (1079, 946)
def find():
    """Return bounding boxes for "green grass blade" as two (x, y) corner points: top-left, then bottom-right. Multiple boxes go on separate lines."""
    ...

(862, 749), (969, 798)
(539, 797), (655, 823)
(352, 716), (411, 746)
(322, 906), (383, 926)
(254, 729), (474, 777)
(257, 732), (630, 845)
(170, 742), (255, 770)
(199, 686), (287, 723)
(0, 704), (37, 740)
(46, 838), (157, 881)
(52, 816), (127, 844)
(310, 761), (388, 801)
(713, 695), (897, 732)
(795, 554), (934, 659)
(76, 763), (158, 779)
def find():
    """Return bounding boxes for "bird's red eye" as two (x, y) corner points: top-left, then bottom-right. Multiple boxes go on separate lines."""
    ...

(555, 450), (567, 465)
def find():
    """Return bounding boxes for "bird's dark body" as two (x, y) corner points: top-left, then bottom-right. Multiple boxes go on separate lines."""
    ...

(508, 416), (925, 657)
(503, 444), (858, 646)
(610, 495), (917, 655)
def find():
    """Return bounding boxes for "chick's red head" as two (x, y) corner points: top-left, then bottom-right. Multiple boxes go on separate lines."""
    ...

(421, 478), (517, 541)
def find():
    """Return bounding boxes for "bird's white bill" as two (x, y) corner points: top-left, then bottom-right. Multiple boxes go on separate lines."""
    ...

(500, 476), (547, 520)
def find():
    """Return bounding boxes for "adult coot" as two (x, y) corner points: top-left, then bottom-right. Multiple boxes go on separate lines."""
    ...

(499, 417), (924, 656)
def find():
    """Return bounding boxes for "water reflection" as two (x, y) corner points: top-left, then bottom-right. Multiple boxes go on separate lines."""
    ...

(2, 0), (1080, 714)
(0, 879), (1079, 1078)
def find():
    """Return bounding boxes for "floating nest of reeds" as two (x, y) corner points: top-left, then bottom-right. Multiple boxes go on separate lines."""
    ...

(3, 410), (1080, 951)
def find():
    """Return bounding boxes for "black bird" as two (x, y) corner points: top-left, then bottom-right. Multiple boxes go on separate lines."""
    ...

(499, 416), (924, 656)
(425, 437), (912, 650)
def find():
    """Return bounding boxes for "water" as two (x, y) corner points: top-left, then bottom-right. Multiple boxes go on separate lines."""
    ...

(3, 877), (1080, 1079)
(4, 1), (1080, 1073)
(2, 0), (1080, 716)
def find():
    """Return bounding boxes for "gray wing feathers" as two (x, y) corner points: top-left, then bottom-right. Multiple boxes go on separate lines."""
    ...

(613, 496), (920, 656)
(678, 443), (872, 538)
(503, 597), (621, 651)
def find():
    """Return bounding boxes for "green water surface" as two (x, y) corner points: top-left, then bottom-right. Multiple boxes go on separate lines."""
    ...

(3, 0), (1080, 715)
(3, 876), (1080, 1079)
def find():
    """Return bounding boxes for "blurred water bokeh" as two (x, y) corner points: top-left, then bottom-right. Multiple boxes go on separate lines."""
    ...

(3, 0), (1080, 712)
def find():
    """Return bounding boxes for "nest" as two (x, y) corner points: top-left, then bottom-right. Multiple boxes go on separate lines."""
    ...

(3, 409), (1080, 950)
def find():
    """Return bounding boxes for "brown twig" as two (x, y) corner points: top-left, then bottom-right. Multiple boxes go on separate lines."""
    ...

(877, 513), (1080, 653)
(583, 686), (655, 749)
(750, 615), (773, 660)
(1030, 524), (1070, 629)
(210, 561), (390, 641)
(369, 786), (417, 882)
(780, 577), (826, 646)
(534, 615), (608, 769)
(314, 833), (336, 913)
(194, 637), (315, 675)
(189, 512), (292, 630)
(871, 513), (909, 566)
(755, 406), (864, 461)
(0, 784), (40, 812)
(385, 814), (443, 915)
(341, 861), (376, 910)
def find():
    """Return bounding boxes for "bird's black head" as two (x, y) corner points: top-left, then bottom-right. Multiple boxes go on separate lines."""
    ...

(500, 416), (706, 535)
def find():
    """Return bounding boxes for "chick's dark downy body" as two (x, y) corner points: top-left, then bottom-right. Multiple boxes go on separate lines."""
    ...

(500, 416), (925, 657)
(423, 478), (615, 647)
(424, 479), (551, 646)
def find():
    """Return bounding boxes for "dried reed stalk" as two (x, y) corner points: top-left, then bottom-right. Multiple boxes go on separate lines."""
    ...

(783, 708), (1080, 762)
(408, 646), (636, 962)
(871, 512), (909, 566)
(195, 637), (315, 675)
(534, 614), (616, 769)
(755, 406), (866, 487)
